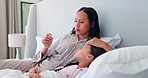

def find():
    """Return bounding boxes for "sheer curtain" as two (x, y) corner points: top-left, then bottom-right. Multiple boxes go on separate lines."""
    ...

(0, 0), (20, 59)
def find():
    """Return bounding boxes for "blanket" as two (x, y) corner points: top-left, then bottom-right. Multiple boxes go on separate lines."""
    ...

(0, 69), (61, 78)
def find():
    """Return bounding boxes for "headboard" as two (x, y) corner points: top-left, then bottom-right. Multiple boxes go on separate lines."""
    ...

(25, 0), (148, 58)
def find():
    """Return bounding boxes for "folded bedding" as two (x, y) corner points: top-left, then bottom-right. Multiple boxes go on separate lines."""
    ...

(0, 69), (60, 78)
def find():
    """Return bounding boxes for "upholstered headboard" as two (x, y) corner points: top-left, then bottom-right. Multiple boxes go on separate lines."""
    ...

(25, 0), (148, 58)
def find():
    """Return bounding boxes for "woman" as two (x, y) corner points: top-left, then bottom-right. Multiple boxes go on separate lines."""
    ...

(0, 7), (113, 72)
(34, 7), (111, 71)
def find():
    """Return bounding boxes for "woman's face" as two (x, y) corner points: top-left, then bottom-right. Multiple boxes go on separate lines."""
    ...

(75, 11), (90, 37)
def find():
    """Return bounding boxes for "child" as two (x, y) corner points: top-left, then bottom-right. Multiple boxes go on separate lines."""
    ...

(30, 44), (106, 78)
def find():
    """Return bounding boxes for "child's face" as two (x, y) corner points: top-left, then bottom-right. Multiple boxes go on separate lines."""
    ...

(74, 44), (92, 60)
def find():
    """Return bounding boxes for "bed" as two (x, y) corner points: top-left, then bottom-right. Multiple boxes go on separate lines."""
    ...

(22, 0), (148, 78)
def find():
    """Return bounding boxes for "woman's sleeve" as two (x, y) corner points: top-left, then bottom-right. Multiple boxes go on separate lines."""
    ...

(33, 50), (42, 62)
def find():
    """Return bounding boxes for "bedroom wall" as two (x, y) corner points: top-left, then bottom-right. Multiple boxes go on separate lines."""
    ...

(36, 0), (148, 47)
(98, 0), (148, 47)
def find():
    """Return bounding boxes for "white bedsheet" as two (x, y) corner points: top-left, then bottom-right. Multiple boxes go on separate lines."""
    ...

(0, 69), (61, 78)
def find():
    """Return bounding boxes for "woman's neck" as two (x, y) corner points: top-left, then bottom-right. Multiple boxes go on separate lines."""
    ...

(78, 34), (89, 41)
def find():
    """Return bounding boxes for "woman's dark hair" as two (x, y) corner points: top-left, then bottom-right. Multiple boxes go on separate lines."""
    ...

(71, 7), (100, 39)
(90, 45), (106, 60)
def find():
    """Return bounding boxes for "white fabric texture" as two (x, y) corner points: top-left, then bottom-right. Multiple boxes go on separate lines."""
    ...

(81, 46), (148, 78)
(0, 69), (60, 78)
(58, 65), (87, 78)
(35, 36), (44, 55)
(40, 70), (60, 78)
(0, 69), (27, 78)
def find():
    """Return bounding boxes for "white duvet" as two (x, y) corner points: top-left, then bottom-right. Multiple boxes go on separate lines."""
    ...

(0, 69), (61, 78)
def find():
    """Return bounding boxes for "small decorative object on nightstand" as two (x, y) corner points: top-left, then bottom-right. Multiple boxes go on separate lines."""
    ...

(8, 34), (26, 59)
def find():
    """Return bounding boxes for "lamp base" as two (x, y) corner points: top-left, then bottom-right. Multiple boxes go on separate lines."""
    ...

(15, 48), (20, 59)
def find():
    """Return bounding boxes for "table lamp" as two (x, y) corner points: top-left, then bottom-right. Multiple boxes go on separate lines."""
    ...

(8, 34), (26, 59)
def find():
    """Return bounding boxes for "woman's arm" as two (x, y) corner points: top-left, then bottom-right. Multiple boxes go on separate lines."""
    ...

(33, 33), (53, 62)
(86, 37), (113, 51)
(41, 33), (53, 56)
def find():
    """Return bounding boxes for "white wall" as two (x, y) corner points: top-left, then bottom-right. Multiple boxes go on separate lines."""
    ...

(98, 0), (148, 47)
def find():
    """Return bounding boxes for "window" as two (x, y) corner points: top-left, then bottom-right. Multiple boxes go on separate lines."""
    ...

(18, 0), (40, 33)
(21, 2), (33, 33)
(17, 0), (40, 58)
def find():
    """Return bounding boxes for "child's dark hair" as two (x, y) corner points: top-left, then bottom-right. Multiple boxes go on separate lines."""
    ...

(90, 45), (106, 60)
(62, 45), (106, 69)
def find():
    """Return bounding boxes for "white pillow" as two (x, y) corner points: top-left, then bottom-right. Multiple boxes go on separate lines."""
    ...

(81, 46), (148, 78)
(100, 33), (121, 48)
(35, 34), (121, 55)
(35, 36), (44, 55)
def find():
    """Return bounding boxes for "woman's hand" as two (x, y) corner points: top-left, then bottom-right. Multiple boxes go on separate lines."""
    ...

(42, 33), (53, 49)
(41, 33), (53, 56)
(86, 37), (113, 51)
(28, 67), (40, 78)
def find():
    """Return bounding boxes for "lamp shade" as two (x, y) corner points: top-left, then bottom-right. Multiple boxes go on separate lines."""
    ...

(8, 34), (26, 47)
